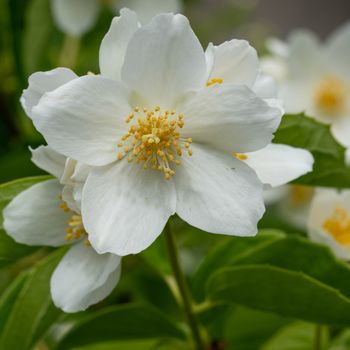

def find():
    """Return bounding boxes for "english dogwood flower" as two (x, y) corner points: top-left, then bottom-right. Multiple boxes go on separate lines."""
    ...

(263, 22), (350, 147)
(204, 38), (314, 188)
(3, 146), (121, 313)
(51, 0), (182, 37)
(31, 12), (284, 256)
(308, 188), (350, 260)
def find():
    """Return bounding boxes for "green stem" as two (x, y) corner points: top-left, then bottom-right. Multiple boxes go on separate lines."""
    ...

(164, 221), (206, 350)
(59, 34), (80, 68)
(314, 325), (322, 350)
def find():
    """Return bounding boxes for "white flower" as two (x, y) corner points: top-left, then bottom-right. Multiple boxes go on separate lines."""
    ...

(50, 0), (182, 37)
(205, 38), (314, 188)
(3, 146), (121, 313)
(308, 188), (350, 260)
(30, 12), (283, 256)
(263, 22), (350, 147)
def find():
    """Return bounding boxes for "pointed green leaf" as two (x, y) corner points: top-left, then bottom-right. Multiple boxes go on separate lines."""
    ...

(208, 265), (350, 326)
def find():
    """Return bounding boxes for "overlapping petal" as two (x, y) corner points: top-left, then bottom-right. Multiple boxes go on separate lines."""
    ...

(121, 13), (207, 107)
(50, 241), (121, 312)
(206, 39), (259, 88)
(99, 9), (139, 80)
(32, 75), (131, 166)
(180, 83), (282, 153)
(3, 180), (70, 247)
(244, 144), (314, 187)
(21, 68), (77, 118)
(116, 0), (182, 24)
(175, 144), (264, 236)
(31, 145), (66, 179)
(82, 161), (176, 256)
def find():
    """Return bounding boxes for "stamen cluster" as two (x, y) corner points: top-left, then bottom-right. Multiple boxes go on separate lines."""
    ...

(60, 201), (90, 246)
(117, 106), (193, 180)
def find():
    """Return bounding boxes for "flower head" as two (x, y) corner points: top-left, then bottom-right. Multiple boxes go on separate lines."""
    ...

(29, 11), (284, 256)
(263, 22), (350, 147)
(3, 146), (121, 313)
(308, 188), (350, 260)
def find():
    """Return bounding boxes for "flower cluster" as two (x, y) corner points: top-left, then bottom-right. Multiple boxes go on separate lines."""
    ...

(3, 9), (316, 312)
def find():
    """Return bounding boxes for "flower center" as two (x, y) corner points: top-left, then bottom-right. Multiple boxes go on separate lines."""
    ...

(315, 76), (347, 115)
(323, 207), (350, 246)
(59, 201), (90, 247)
(117, 106), (193, 180)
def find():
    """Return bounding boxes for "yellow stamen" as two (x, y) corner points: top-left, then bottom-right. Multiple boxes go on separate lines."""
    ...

(207, 78), (223, 87)
(116, 106), (193, 179)
(315, 76), (347, 115)
(233, 153), (248, 161)
(289, 185), (314, 207)
(323, 207), (350, 246)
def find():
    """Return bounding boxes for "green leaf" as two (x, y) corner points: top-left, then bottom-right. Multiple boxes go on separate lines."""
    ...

(0, 249), (65, 350)
(0, 229), (36, 268)
(274, 113), (350, 188)
(231, 235), (350, 300)
(192, 230), (285, 301)
(261, 322), (329, 350)
(0, 175), (51, 228)
(0, 272), (28, 339)
(56, 304), (186, 350)
(223, 306), (292, 350)
(207, 265), (350, 326)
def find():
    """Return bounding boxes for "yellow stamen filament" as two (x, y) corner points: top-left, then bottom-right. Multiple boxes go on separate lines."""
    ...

(207, 78), (223, 87)
(323, 207), (350, 246)
(233, 153), (248, 161)
(315, 76), (347, 115)
(59, 199), (91, 248)
(116, 106), (193, 180)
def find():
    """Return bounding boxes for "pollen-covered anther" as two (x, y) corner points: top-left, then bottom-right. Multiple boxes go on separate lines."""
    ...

(117, 106), (193, 179)
(65, 213), (89, 243)
(207, 78), (223, 87)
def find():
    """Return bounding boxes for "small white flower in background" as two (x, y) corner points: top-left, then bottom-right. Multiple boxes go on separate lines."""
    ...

(51, 0), (182, 37)
(3, 146), (122, 313)
(29, 11), (285, 256)
(308, 189), (350, 260)
(262, 22), (350, 148)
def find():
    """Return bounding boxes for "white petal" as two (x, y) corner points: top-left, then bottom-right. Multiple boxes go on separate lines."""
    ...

(51, 241), (121, 313)
(21, 68), (77, 118)
(331, 116), (350, 147)
(50, 0), (100, 36)
(32, 75), (131, 166)
(260, 56), (288, 83)
(30, 146), (66, 178)
(280, 80), (314, 114)
(121, 13), (207, 107)
(207, 39), (259, 88)
(287, 29), (322, 79)
(82, 161), (176, 256)
(263, 186), (289, 205)
(180, 84), (282, 153)
(99, 9), (139, 80)
(252, 72), (278, 99)
(243, 144), (314, 187)
(116, 0), (182, 24)
(266, 38), (289, 58)
(325, 21), (350, 80)
(175, 144), (265, 236)
(3, 180), (70, 247)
